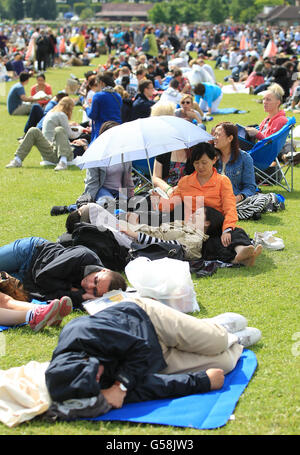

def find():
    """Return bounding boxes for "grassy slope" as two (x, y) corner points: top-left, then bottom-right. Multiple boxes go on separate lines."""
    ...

(0, 57), (299, 435)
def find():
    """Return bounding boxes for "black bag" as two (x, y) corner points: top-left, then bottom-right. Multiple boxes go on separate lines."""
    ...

(71, 223), (128, 271)
(127, 241), (185, 263)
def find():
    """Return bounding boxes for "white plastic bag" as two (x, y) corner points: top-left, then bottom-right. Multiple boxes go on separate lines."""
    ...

(125, 257), (199, 313)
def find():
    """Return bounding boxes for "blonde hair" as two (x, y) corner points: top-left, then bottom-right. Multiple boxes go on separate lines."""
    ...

(52, 96), (75, 120)
(268, 83), (284, 103)
(180, 94), (193, 104)
(114, 85), (129, 99)
(151, 102), (175, 116)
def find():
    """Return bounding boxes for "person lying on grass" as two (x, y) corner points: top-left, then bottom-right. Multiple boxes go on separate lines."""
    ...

(45, 296), (261, 420)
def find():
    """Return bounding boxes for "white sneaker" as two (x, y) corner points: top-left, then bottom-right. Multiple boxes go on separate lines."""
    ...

(54, 161), (68, 171)
(235, 327), (262, 347)
(6, 158), (22, 168)
(211, 312), (248, 333)
(40, 160), (56, 166)
(254, 231), (284, 250)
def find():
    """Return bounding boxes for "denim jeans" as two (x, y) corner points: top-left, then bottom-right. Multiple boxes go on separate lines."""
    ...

(95, 187), (120, 206)
(0, 237), (47, 282)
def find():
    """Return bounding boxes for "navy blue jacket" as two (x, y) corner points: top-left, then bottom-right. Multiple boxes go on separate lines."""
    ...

(45, 302), (211, 404)
(131, 93), (155, 120)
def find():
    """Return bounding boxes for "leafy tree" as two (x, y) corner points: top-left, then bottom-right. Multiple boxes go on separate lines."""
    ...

(205, 0), (226, 24)
(148, 3), (169, 24)
(28, 0), (57, 20)
(8, 0), (24, 20)
(80, 7), (94, 19)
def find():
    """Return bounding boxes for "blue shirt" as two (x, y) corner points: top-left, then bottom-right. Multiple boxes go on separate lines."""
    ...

(215, 150), (256, 198)
(7, 82), (25, 114)
(195, 83), (222, 108)
(85, 90), (122, 142)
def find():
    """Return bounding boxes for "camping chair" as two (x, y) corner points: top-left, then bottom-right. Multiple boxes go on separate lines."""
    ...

(132, 158), (154, 195)
(247, 116), (296, 192)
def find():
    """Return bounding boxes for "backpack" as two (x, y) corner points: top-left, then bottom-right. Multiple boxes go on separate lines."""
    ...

(69, 223), (128, 271)
(127, 241), (185, 263)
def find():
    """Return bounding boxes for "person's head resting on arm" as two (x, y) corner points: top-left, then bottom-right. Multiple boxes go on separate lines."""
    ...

(81, 268), (127, 299)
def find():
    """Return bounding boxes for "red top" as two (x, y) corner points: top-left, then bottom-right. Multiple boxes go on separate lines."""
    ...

(31, 83), (52, 107)
(256, 110), (288, 141)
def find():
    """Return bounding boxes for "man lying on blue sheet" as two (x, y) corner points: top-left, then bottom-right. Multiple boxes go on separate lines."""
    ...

(45, 297), (261, 421)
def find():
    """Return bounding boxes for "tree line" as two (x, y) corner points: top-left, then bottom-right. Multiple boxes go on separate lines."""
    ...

(0, 0), (296, 24)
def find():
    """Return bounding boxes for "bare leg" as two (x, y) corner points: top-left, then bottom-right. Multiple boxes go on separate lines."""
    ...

(0, 307), (27, 326)
(0, 292), (37, 311)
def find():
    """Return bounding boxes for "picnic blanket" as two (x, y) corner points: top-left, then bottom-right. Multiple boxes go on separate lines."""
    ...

(0, 350), (257, 429)
(85, 349), (257, 430)
(212, 108), (248, 115)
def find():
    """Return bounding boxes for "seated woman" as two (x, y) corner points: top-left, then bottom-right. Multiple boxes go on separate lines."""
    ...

(76, 121), (135, 208)
(6, 97), (79, 171)
(152, 147), (194, 199)
(30, 72), (52, 108)
(244, 83), (288, 143)
(83, 72), (122, 143)
(174, 93), (204, 127)
(213, 122), (257, 203)
(158, 142), (262, 266)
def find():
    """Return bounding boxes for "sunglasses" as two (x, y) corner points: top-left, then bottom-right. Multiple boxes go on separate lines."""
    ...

(181, 101), (191, 105)
(0, 271), (9, 283)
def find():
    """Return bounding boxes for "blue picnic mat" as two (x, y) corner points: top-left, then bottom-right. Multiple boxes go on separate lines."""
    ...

(212, 108), (248, 115)
(85, 349), (257, 430)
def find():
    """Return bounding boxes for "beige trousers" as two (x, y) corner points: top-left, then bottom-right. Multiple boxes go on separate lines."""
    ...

(15, 127), (73, 163)
(133, 297), (243, 375)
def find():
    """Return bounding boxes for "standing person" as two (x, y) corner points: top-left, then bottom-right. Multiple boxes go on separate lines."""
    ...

(142, 26), (159, 60)
(35, 30), (50, 71)
(213, 122), (256, 203)
(83, 72), (122, 143)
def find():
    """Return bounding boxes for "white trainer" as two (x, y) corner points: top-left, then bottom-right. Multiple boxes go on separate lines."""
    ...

(211, 312), (248, 334)
(54, 161), (68, 171)
(235, 327), (262, 347)
(254, 231), (284, 250)
(6, 158), (22, 168)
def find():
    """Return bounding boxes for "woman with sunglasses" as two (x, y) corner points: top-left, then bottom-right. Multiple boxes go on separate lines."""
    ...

(175, 94), (204, 126)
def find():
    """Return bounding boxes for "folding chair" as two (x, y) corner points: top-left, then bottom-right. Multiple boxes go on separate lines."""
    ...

(132, 158), (154, 195)
(247, 116), (296, 192)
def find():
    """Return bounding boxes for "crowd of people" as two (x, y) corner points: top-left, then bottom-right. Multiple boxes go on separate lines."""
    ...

(0, 19), (299, 424)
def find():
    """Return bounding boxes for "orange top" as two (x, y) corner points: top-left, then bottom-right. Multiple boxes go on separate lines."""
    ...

(159, 168), (238, 232)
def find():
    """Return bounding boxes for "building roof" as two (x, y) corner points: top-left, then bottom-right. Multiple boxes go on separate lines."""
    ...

(96, 3), (154, 18)
(256, 5), (300, 22)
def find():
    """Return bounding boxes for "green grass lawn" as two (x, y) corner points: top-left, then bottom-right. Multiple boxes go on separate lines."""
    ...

(0, 56), (299, 436)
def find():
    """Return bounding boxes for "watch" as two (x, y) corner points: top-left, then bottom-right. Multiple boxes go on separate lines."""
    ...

(115, 381), (127, 392)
